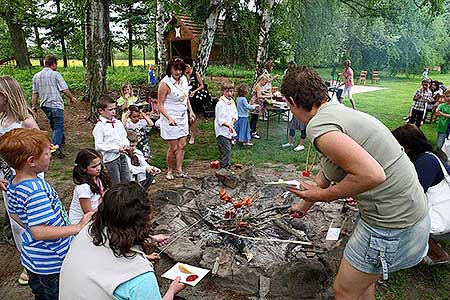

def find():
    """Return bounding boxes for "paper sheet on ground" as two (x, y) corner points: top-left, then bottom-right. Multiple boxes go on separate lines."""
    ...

(265, 179), (300, 188)
(326, 227), (341, 241)
(162, 262), (210, 287)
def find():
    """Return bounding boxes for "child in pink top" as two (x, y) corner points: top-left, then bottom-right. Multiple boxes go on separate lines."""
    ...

(341, 60), (356, 109)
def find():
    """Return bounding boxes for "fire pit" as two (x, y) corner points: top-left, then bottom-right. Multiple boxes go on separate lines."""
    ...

(149, 166), (357, 300)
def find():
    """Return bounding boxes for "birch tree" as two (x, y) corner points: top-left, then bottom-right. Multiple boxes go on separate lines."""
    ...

(155, 0), (167, 78)
(194, 0), (224, 78)
(85, 0), (110, 118)
(255, 0), (276, 78)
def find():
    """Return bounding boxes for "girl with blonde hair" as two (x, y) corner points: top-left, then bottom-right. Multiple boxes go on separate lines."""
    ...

(0, 75), (39, 286)
(249, 74), (272, 139)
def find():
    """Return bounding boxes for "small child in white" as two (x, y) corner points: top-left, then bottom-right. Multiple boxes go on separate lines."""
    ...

(124, 105), (154, 159)
(215, 80), (238, 169)
(126, 131), (161, 188)
(93, 95), (131, 184)
(69, 148), (111, 224)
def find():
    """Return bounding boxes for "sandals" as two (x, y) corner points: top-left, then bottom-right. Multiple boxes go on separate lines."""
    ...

(188, 138), (195, 145)
(166, 171), (174, 180)
(175, 171), (189, 178)
(423, 255), (450, 265)
(18, 269), (29, 286)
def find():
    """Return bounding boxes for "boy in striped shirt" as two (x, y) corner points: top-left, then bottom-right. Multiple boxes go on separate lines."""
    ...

(0, 128), (92, 299)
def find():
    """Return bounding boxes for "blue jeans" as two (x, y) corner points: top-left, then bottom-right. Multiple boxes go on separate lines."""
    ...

(41, 107), (65, 148)
(437, 132), (447, 150)
(28, 270), (59, 300)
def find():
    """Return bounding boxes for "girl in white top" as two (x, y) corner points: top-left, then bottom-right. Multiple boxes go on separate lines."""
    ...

(69, 148), (111, 224)
(158, 58), (195, 180)
(0, 76), (39, 285)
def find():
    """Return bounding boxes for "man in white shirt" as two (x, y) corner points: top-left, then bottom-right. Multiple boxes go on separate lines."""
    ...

(93, 95), (131, 184)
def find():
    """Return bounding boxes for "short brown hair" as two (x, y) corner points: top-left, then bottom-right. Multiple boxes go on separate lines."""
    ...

(221, 80), (234, 92)
(44, 55), (58, 67)
(166, 57), (186, 77)
(127, 130), (138, 143)
(236, 83), (250, 97)
(0, 128), (51, 169)
(97, 95), (115, 110)
(281, 66), (328, 112)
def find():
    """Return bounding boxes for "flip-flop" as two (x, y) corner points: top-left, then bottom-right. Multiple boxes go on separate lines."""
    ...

(175, 171), (189, 178)
(166, 171), (174, 180)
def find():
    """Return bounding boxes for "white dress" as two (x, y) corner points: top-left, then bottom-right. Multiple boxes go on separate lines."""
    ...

(159, 75), (190, 140)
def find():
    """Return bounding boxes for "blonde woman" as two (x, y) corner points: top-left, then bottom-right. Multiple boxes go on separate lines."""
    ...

(250, 74), (272, 139)
(0, 76), (39, 285)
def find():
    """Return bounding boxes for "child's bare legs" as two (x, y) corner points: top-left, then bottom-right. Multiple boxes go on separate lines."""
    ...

(176, 137), (187, 174)
(189, 118), (197, 144)
(166, 140), (178, 179)
(349, 97), (356, 110)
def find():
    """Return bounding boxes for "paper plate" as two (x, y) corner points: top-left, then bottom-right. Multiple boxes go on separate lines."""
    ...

(161, 262), (210, 287)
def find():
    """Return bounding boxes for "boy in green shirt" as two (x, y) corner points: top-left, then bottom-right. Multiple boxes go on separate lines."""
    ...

(436, 91), (450, 150)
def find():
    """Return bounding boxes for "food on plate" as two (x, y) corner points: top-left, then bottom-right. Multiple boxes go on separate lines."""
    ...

(178, 264), (192, 274)
(186, 274), (199, 282)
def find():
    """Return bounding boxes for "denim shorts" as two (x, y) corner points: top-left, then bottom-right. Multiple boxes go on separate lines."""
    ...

(344, 214), (430, 280)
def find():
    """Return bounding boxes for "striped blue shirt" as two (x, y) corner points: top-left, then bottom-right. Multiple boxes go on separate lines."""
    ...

(7, 177), (72, 275)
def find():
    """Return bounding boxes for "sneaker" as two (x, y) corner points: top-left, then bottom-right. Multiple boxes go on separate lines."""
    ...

(294, 144), (305, 151)
(252, 133), (261, 139)
(282, 143), (293, 148)
(231, 140), (236, 145)
(243, 142), (253, 146)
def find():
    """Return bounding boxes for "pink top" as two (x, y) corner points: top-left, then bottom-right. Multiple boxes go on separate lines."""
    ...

(343, 67), (354, 87)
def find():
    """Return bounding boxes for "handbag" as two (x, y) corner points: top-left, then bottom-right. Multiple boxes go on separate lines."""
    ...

(425, 152), (450, 235)
(441, 137), (450, 163)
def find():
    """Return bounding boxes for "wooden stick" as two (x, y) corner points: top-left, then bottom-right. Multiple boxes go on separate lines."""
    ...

(309, 150), (317, 173)
(210, 229), (313, 246)
(305, 144), (312, 171)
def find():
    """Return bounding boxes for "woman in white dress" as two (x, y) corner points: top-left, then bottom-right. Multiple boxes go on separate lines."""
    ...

(158, 58), (196, 180)
(0, 76), (39, 285)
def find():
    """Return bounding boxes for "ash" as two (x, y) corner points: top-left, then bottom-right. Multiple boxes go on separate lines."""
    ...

(149, 166), (357, 300)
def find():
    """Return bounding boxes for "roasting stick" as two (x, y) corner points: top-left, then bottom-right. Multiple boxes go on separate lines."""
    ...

(210, 229), (312, 246)
(158, 214), (209, 255)
(305, 144), (312, 172)
(309, 150), (317, 173)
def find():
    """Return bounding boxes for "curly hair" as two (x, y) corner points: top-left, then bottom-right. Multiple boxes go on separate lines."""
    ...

(391, 124), (437, 162)
(73, 148), (111, 195)
(89, 182), (153, 258)
(281, 66), (328, 112)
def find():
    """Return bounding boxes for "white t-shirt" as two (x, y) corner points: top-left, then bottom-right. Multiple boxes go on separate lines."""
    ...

(69, 183), (101, 224)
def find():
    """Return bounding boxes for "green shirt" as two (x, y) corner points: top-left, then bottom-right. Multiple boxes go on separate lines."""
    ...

(307, 103), (427, 229)
(437, 103), (450, 133)
(117, 96), (138, 107)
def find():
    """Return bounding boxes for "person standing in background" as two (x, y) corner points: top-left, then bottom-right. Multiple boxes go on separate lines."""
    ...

(32, 54), (76, 159)
(340, 60), (356, 110)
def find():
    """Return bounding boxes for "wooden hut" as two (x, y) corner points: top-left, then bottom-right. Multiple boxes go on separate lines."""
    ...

(164, 15), (224, 63)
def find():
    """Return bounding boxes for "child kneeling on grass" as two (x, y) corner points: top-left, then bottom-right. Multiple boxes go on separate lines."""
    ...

(215, 80), (238, 169)
(0, 128), (92, 299)
(126, 130), (161, 188)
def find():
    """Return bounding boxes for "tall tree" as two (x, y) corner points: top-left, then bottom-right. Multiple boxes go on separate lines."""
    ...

(255, 0), (276, 77)
(155, 0), (167, 77)
(0, 1), (32, 69)
(85, 0), (110, 118)
(55, 0), (68, 67)
(194, 0), (224, 77)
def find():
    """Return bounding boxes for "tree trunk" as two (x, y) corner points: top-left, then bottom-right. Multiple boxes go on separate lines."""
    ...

(30, 3), (44, 66)
(155, 0), (166, 78)
(143, 45), (146, 67)
(55, 0), (68, 67)
(6, 21), (32, 69)
(85, 0), (110, 120)
(255, 0), (276, 78)
(194, 0), (224, 78)
(127, 4), (133, 67)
